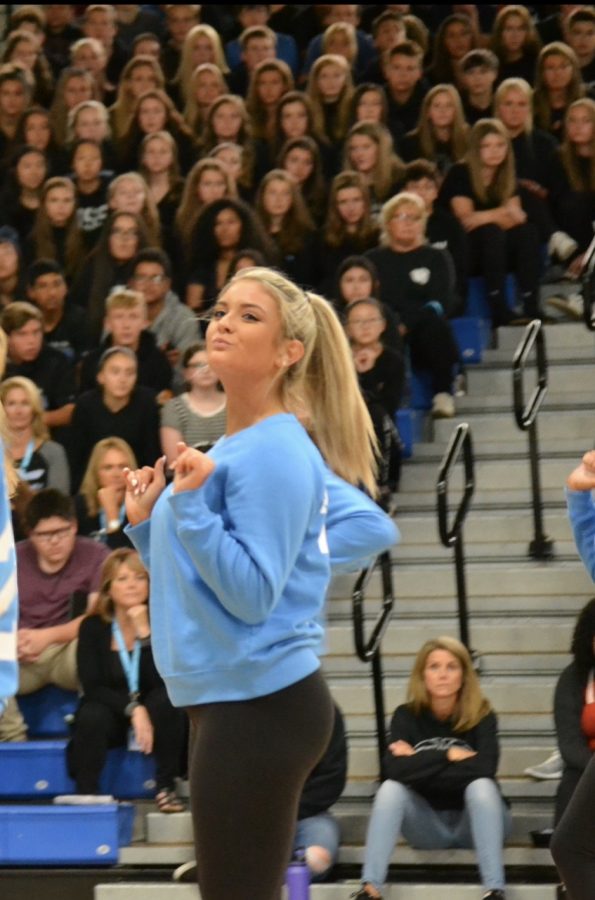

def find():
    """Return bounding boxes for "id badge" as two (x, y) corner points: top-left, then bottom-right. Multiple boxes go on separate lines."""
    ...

(128, 727), (141, 752)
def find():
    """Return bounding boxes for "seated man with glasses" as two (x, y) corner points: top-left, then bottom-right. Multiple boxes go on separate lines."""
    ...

(0, 489), (108, 741)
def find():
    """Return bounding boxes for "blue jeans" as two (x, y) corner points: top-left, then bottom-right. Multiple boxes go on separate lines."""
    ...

(293, 812), (340, 881)
(362, 778), (512, 892)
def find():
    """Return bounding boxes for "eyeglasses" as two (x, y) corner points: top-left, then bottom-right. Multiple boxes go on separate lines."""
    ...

(349, 317), (384, 327)
(132, 274), (167, 284)
(111, 228), (139, 238)
(31, 525), (73, 543)
(391, 213), (422, 222)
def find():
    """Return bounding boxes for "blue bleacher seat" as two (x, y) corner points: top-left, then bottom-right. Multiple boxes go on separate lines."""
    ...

(451, 316), (492, 363)
(466, 274), (518, 319)
(18, 685), (78, 738)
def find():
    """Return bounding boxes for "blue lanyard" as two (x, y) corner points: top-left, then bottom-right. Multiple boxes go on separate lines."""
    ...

(17, 439), (35, 479)
(112, 620), (141, 698)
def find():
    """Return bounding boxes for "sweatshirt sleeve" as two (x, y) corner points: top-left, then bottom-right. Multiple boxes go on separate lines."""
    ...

(324, 469), (399, 572)
(425, 713), (500, 793)
(566, 488), (595, 581)
(555, 664), (592, 772)
(0, 443), (17, 714)
(167, 442), (325, 625)
(383, 706), (451, 785)
(125, 518), (152, 571)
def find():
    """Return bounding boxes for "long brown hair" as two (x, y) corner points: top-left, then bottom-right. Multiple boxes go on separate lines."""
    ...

(306, 54), (354, 143)
(534, 42), (585, 132)
(560, 98), (595, 191)
(110, 56), (165, 140)
(343, 121), (405, 201)
(490, 5), (541, 63)
(466, 118), (516, 205)
(175, 158), (237, 259)
(246, 58), (294, 142)
(323, 171), (379, 249)
(95, 548), (148, 623)
(255, 169), (315, 256)
(79, 437), (138, 518)
(31, 177), (85, 279)
(414, 84), (469, 162)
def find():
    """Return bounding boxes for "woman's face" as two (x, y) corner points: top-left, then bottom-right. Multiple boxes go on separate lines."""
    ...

(11, 39), (38, 71)
(3, 386), (33, 431)
(340, 265), (373, 304)
(423, 649), (464, 704)
(142, 136), (173, 174)
(73, 143), (102, 181)
(386, 202), (425, 249)
(262, 178), (293, 218)
(128, 64), (158, 99)
(497, 87), (531, 132)
(428, 91), (456, 129)
(566, 104), (594, 147)
(194, 70), (223, 108)
(283, 147), (314, 185)
(356, 90), (384, 124)
(280, 100), (309, 139)
(257, 69), (286, 106)
(197, 168), (227, 204)
(45, 186), (75, 226)
(16, 151), (46, 191)
(191, 34), (216, 67)
(479, 131), (508, 168)
(109, 562), (149, 610)
(97, 447), (130, 492)
(185, 348), (219, 389)
(346, 301), (385, 345)
(73, 45), (105, 76)
(75, 107), (107, 142)
(542, 53), (573, 91)
(98, 350), (138, 396)
(214, 208), (243, 249)
(212, 102), (243, 140)
(109, 215), (140, 261)
(24, 113), (50, 150)
(316, 63), (346, 102)
(214, 146), (242, 181)
(443, 21), (473, 60)
(111, 178), (145, 215)
(501, 13), (528, 54)
(138, 97), (167, 133)
(64, 74), (93, 109)
(349, 134), (378, 174)
(335, 186), (365, 226)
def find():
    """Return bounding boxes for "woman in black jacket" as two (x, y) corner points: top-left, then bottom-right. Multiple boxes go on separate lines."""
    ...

(353, 636), (511, 900)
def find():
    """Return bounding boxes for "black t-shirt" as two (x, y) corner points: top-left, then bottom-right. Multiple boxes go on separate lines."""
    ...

(440, 161), (515, 212)
(44, 304), (90, 364)
(75, 172), (111, 249)
(5, 345), (76, 410)
(511, 129), (566, 198)
(79, 330), (173, 395)
(384, 80), (430, 147)
(357, 346), (406, 418)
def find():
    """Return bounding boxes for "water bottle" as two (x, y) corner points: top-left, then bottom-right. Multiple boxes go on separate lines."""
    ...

(285, 848), (310, 900)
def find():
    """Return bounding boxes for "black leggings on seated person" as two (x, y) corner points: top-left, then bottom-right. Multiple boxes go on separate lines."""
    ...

(185, 669), (334, 900)
(551, 754), (595, 899)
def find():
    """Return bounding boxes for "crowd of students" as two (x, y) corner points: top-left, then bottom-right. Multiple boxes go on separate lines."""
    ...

(0, 3), (594, 894)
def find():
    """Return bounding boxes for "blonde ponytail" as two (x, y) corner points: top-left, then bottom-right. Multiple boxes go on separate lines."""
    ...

(0, 328), (18, 497)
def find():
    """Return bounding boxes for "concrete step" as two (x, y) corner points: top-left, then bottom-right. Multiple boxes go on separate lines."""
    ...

(410, 436), (586, 458)
(465, 362), (595, 397)
(324, 652), (571, 677)
(496, 322), (593, 351)
(396, 512), (573, 546)
(430, 413), (594, 445)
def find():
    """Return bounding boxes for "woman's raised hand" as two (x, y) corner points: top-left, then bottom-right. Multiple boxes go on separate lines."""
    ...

(567, 451), (595, 492)
(172, 442), (215, 494)
(124, 456), (167, 525)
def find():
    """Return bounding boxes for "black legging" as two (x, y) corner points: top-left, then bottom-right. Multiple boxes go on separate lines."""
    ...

(551, 755), (595, 899)
(407, 307), (461, 395)
(69, 686), (187, 793)
(185, 669), (334, 900)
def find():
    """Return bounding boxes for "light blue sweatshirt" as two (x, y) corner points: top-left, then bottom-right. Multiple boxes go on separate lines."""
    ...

(127, 413), (398, 707)
(567, 488), (595, 581)
(0, 441), (18, 715)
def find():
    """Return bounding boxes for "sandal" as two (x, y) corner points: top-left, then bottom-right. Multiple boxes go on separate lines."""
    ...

(156, 788), (185, 814)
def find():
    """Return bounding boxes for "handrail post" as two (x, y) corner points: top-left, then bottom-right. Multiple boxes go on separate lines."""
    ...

(437, 423), (475, 656)
(352, 551), (394, 778)
(512, 320), (554, 560)
(581, 234), (595, 330)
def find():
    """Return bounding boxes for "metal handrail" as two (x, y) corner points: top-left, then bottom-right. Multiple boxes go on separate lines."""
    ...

(352, 550), (394, 777)
(512, 320), (554, 560)
(582, 240), (595, 331)
(436, 424), (475, 653)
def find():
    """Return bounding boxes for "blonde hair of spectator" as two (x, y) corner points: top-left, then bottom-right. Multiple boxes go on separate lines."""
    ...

(32, 177), (85, 279)
(2, 28), (54, 100)
(50, 66), (97, 146)
(275, 89), (328, 148)
(107, 172), (161, 246)
(246, 58), (294, 143)
(66, 99), (110, 144)
(534, 41), (586, 132)
(415, 83), (469, 163)
(408, 635), (493, 731)
(175, 24), (230, 105)
(560, 97), (595, 192)
(238, 24), (277, 51)
(209, 142), (253, 193)
(0, 301), (42, 334)
(380, 191), (427, 246)
(323, 170), (378, 249)
(105, 286), (147, 317)
(255, 169), (315, 255)
(322, 21), (358, 66)
(175, 158), (237, 258)
(110, 56), (165, 141)
(307, 54), (354, 143)
(183, 62), (227, 132)
(493, 77), (534, 134)
(344, 121), (405, 202)
(490, 5), (542, 63)
(466, 118), (516, 206)
(139, 130), (181, 181)
(0, 328), (18, 497)
(95, 548), (147, 622)
(224, 266), (378, 495)
(0, 376), (49, 445)
(200, 93), (253, 155)
(9, 4), (46, 32)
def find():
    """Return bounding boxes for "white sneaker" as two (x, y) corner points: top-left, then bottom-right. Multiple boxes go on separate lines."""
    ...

(431, 392), (455, 418)
(524, 750), (563, 780)
(548, 231), (578, 262)
(546, 293), (583, 320)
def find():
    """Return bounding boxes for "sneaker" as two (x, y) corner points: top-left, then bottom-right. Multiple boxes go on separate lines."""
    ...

(548, 231), (578, 262)
(431, 392), (455, 418)
(172, 860), (197, 883)
(524, 750), (563, 780)
(546, 293), (584, 320)
(482, 892), (506, 900)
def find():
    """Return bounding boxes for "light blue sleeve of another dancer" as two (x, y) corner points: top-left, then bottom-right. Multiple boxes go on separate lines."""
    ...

(325, 470), (399, 573)
(566, 488), (595, 582)
(0, 442), (18, 715)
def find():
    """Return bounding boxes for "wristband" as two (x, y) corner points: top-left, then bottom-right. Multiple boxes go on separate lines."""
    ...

(124, 701), (140, 717)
